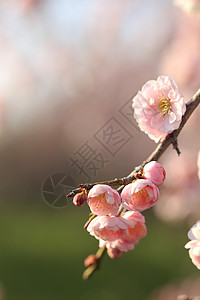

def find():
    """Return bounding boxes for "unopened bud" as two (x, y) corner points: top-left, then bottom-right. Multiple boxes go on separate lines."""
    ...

(84, 254), (98, 268)
(107, 248), (123, 259)
(143, 161), (166, 186)
(73, 190), (88, 207)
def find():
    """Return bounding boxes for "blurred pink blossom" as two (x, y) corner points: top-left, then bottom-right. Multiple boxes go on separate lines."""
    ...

(87, 184), (121, 216)
(197, 151), (200, 180)
(185, 221), (200, 269)
(160, 12), (200, 96)
(154, 150), (200, 224)
(121, 179), (159, 212)
(132, 76), (186, 143)
(143, 161), (166, 186)
(187, 220), (200, 240)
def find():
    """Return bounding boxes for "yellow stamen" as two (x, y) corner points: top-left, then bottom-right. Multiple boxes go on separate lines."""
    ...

(159, 97), (171, 116)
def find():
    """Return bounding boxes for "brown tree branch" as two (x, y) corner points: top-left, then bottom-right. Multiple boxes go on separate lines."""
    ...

(68, 89), (200, 199)
(72, 88), (200, 280)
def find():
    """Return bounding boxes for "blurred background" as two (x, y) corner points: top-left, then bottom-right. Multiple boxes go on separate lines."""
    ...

(0, 0), (200, 299)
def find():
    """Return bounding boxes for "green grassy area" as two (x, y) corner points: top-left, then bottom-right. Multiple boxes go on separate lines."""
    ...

(0, 203), (198, 300)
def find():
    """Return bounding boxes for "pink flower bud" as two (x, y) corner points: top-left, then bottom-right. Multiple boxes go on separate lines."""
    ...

(84, 254), (98, 267)
(143, 161), (166, 186)
(87, 184), (121, 216)
(107, 248), (123, 259)
(73, 191), (88, 207)
(121, 179), (159, 212)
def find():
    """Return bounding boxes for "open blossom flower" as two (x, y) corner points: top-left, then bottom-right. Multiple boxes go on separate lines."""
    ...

(132, 76), (186, 143)
(121, 179), (159, 212)
(143, 161), (166, 186)
(185, 220), (200, 269)
(187, 220), (200, 240)
(87, 184), (121, 216)
(99, 211), (147, 252)
(185, 240), (200, 269)
(121, 211), (147, 245)
(87, 215), (133, 248)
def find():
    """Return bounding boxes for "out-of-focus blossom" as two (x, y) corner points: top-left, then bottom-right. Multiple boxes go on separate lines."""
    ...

(107, 248), (123, 259)
(185, 221), (200, 269)
(121, 179), (159, 212)
(148, 277), (200, 300)
(132, 76), (186, 143)
(154, 151), (200, 224)
(197, 151), (200, 180)
(187, 220), (200, 240)
(160, 12), (200, 96)
(174, 0), (200, 15)
(87, 185), (121, 216)
(143, 161), (166, 186)
(185, 240), (200, 270)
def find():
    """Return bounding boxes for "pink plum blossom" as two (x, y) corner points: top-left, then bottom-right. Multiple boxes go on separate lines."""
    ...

(106, 211), (147, 253)
(121, 211), (147, 245)
(143, 161), (166, 186)
(187, 220), (200, 240)
(185, 240), (200, 270)
(121, 179), (159, 212)
(132, 76), (186, 143)
(94, 212), (147, 253)
(87, 215), (133, 248)
(87, 184), (121, 216)
(185, 220), (200, 269)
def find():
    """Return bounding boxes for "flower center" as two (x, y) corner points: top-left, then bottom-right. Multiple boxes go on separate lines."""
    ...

(159, 97), (171, 116)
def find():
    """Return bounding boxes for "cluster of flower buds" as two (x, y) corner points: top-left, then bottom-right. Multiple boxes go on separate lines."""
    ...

(73, 161), (166, 259)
